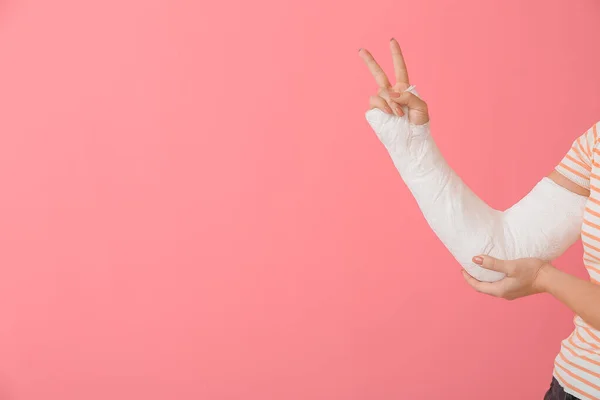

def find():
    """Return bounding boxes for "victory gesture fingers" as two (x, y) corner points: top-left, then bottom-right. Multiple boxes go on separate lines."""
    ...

(359, 39), (429, 125)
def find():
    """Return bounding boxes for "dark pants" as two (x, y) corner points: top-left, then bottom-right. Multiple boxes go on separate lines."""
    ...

(544, 378), (580, 400)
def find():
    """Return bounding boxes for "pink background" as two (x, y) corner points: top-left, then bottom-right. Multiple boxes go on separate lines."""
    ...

(0, 0), (599, 398)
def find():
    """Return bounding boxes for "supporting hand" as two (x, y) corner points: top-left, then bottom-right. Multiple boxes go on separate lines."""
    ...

(462, 255), (551, 300)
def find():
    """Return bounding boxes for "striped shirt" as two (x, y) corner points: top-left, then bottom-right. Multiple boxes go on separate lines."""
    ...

(554, 121), (600, 399)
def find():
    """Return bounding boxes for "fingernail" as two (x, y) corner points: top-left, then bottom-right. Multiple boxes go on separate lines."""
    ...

(358, 48), (362, 52)
(396, 106), (404, 115)
(472, 256), (483, 265)
(390, 37), (395, 42)
(385, 106), (393, 114)
(389, 92), (401, 98)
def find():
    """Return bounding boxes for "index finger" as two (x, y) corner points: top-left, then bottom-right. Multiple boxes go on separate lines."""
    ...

(474, 255), (510, 274)
(390, 38), (409, 84)
(359, 48), (391, 88)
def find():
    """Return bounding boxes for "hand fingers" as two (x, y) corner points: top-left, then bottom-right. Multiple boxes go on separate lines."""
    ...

(473, 255), (510, 274)
(359, 48), (391, 89)
(377, 88), (405, 117)
(462, 270), (504, 297)
(390, 38), (409, 84)
(387, 91), (427, 114)
(369, 95), (394, 115)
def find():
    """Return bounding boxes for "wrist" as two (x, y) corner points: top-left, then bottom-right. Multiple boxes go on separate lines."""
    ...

(533, 262), (558, 293)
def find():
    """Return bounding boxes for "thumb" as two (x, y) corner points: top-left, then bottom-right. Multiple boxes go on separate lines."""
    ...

(473, 255), (509, 273)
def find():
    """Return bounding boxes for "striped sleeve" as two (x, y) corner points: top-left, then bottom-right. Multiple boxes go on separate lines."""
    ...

(555, 123), (599, 190)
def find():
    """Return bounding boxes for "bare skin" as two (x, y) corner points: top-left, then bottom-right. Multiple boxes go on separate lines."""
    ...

(548, 169), (590, 196)
(360, 39), (599, 330)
